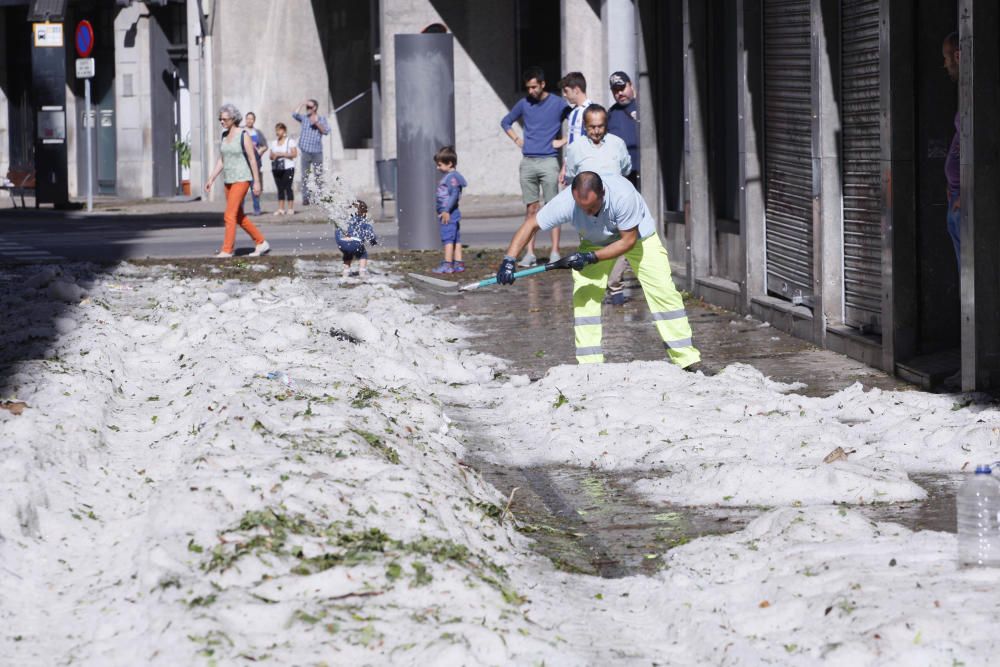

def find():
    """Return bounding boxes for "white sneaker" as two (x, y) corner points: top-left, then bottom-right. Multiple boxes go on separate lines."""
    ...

(548, 251), (561, 263)
(517, 253), (537, 268)
(273, 210), (284, 216)
(248, 240), (271, 257)
(342, 267), (351, 278)
(214, 251), (234, 258)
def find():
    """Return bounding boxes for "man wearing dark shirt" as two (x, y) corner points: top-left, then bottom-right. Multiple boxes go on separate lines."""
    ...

(606, 71), (640, 305)
(607, 71), (640, 189)
(942, 32), (961, 267)
(500, 67), (569, 266)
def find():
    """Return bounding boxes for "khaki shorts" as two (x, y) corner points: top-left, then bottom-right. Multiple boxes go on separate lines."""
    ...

(519, 156), (560, 206)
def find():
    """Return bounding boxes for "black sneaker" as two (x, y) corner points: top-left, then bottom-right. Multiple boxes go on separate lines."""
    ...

(683, 362), (712, 375)
(609, 292), (629, 305)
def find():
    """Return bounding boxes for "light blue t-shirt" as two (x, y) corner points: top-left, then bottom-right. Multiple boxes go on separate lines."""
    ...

(564, 134), (632, 180)
(535, 173), (656, 247)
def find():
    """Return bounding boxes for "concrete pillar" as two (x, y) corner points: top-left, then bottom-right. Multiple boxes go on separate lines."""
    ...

(958, 0), (1000, 390)
(737, 0), (766, 308)
(561, 0), (604, 95)
(812, 0), (844, 342)
(602, 0), (638, 94)
(0, 10), (10, 175)
(880, 0), (917, 371)
(636, 1), (661, 225)
(394, 33), (455, 250)
(114, 3), (154, 199)
(683, 0), (711, 292)
(186, 0), (208, 197)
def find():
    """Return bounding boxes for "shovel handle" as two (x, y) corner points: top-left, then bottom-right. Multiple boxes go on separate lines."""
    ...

(459, 264), (552, 291)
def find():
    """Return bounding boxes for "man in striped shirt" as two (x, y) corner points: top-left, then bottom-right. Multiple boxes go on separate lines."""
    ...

(556, 72), (593, 147)
(292, 99), (330, 206)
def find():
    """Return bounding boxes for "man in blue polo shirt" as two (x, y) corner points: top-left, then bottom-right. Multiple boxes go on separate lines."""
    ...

(501, 66), (569, 267)
(494, 172), (702, 371)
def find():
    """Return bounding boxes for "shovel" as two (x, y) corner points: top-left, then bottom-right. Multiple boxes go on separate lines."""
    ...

(459, 261), (562, 291)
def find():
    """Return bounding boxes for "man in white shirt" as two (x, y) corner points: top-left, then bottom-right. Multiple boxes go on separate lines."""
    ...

(563, 105), (631, 181)
(494, 172), (702, 370)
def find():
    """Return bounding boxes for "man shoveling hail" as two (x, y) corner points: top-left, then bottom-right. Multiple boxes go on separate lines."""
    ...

(495, 171), (702, 371)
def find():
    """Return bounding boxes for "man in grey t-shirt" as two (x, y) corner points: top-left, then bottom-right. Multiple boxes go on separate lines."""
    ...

(494, 172), (701, 370)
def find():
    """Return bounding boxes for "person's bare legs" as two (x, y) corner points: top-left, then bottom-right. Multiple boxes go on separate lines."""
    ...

(524, 201), (541, 256)
(550, 225), (561, 259)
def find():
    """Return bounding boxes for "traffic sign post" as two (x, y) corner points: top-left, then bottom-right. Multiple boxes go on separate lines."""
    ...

(76, 21), (95, 212)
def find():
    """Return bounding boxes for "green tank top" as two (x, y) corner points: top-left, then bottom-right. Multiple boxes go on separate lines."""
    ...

(221, 131), (252, 183)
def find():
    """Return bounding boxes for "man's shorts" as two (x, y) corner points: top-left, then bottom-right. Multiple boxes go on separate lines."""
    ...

(440, 220), (461, 245)
(519, 156), (560, 206)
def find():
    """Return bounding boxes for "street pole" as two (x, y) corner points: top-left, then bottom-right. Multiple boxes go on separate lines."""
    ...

(85, 76), (93, 212)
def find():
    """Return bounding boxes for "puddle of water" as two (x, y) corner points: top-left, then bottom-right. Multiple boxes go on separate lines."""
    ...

(474, 461), (963, 579)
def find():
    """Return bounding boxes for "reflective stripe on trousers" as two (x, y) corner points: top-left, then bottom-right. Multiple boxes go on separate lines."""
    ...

(572, 234), (701, 367)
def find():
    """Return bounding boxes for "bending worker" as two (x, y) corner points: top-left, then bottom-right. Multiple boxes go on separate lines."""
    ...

(495, 171), (701, 370)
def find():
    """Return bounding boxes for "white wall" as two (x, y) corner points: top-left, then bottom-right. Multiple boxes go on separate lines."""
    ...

(562, 0), (605, 105)
(212, 0), (378, 197)
(380, 0), (522, 197)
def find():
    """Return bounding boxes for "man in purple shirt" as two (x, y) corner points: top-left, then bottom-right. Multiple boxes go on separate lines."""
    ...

(943, 32), (961, 266)
(501, 66), (569, 266)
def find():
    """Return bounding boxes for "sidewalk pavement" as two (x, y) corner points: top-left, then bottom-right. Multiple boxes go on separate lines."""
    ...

(0, 191), (531, 259)
(0, 191), (526, 224)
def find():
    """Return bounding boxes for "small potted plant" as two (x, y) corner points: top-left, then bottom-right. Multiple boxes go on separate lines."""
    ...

(173, 136), (192, 195)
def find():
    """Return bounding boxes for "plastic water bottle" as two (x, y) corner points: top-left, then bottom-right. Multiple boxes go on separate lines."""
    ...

(265, 371), (296, 390)
(957, 465), (1000, 567)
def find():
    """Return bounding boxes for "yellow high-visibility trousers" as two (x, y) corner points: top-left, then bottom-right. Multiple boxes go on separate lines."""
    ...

(572, 234), (700, 367)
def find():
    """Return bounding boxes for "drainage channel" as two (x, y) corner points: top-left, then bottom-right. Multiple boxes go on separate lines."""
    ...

(462, 437), (964, 579)
(407, 272), (961, 578)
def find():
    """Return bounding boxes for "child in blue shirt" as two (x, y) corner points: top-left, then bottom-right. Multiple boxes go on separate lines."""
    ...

(432, 146), (468, 274)
(335, 200), (378, 278)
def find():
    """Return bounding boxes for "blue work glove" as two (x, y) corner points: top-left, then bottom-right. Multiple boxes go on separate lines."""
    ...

(553, 251), (598, 271)
(496, 256), (517, 285)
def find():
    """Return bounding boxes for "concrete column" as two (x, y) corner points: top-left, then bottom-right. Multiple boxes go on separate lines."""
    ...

(0, 10), (7, 175)
(683, 0), (711, 291)
(602, 0), (638, 93)
(880, 0), (917, 371)
(737, 0), (766, 309)
(114, 3), (154, 199)
(636, 1), (661, 225)
(958, 0), (1000, 390)
(395, 33), (455, 250)
(186, 0), (207, 196)
(812, 0), (843, 343)
(561, 0), (604, 93)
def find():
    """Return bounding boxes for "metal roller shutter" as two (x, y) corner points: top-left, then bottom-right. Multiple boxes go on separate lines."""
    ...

(841, 0), (882, 332)
(764, 0), (814, 303)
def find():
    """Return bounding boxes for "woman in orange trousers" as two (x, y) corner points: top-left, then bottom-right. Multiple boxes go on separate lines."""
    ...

(204, 103), (270, 258)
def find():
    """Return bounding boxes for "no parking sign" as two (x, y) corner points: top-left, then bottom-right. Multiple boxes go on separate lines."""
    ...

(75, 20), (94, 58)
